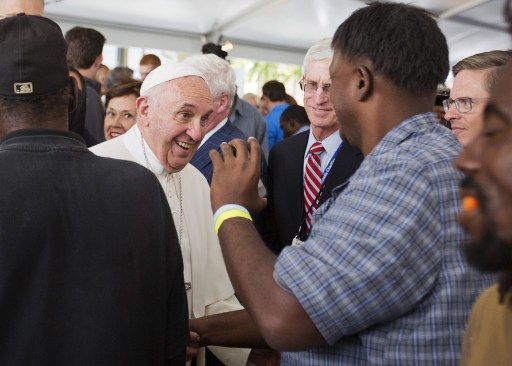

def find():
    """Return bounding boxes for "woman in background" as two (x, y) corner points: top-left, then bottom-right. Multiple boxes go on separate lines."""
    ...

(103, 80), (141, 140)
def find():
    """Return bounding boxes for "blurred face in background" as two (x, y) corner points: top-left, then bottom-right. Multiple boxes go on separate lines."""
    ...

(104, 94), (138, 140)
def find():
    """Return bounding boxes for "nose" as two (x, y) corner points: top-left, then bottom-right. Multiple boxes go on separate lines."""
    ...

(112, 115), (122, 126)
(314, 88), (329, 104)
(187, 119), (204, 142)
(444, 102), (460, 122)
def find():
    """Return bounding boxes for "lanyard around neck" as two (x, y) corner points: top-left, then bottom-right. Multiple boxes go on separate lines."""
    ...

(321, 142), (342, 183)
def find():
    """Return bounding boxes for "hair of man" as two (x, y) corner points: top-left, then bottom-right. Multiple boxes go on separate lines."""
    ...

(302, 37), (333, 76)
(280, 104), (310, 126)
(139, 54), (161, 67)
(262, 80), (286, 102)
(0, 85), (71, 136)
(65, 26), (106, 69)
(331, 2), (449, 95)
(184, 54), (236, 109)
(105, 66), (135, 91)
(452, 50), (512, 92)
(201, 42), (228, 60)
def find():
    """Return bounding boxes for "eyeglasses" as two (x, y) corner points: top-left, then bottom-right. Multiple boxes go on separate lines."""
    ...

(299, 79), (330, 95)
(442, 97), (489, 114)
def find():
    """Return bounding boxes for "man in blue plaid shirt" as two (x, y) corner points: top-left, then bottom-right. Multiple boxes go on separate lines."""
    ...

(190, 3), (495, 365)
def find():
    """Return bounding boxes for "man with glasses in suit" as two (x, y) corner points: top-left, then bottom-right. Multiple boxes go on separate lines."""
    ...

(263, 38), (362, 253)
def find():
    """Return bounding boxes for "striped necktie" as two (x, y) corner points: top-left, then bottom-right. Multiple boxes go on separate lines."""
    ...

(304, 141), (325, 234)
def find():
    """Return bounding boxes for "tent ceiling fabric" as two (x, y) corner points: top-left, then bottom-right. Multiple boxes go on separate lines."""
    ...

(45, 0), (511, 66)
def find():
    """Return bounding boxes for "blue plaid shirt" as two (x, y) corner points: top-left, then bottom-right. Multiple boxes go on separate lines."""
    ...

(274, 113), (495, 365)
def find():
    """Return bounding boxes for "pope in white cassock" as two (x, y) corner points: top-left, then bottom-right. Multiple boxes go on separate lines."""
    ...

(91, 62), (250, 366)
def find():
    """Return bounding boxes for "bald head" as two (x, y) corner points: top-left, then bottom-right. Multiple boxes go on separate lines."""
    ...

(0, 0), (43, 16)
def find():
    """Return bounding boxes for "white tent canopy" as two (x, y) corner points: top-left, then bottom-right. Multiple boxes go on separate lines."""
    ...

(45, 0), (511, 66)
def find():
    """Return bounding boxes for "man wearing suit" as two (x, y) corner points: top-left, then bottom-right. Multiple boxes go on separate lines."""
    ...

(186, 54), (268, 190)
(264, 38), (363, 253)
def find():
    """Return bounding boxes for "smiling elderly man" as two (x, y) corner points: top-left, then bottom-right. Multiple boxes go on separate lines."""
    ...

(91, 62), (250, 366)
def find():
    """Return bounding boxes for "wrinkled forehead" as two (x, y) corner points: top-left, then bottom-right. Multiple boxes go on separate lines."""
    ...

(304, 58), (332, 79)
(162, 76), (213, 109)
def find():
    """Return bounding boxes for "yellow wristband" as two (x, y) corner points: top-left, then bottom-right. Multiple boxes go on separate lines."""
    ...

(215, 209), (252, 234)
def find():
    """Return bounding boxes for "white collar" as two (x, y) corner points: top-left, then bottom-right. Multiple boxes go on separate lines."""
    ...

(304, 129), (342, 159)
(123, 125), (166, 175)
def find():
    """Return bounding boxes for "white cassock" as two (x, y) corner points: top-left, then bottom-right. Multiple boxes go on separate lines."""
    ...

(91, 125), (250, 366)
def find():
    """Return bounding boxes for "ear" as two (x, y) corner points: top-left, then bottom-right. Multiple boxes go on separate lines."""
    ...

(355, 65), (372, 102)
(93, 54), (103, 69)
(217, 93), (231, 114)
(68, 76), (78, 113)
(136, 96), (150, 127)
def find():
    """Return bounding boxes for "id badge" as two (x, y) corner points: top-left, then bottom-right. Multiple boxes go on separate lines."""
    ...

(291, 236), (304, 247)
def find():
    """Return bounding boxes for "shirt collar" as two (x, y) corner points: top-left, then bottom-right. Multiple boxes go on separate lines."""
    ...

(305, 129), (342, 160)
(123, 125), (166, 175)
(369, 112), (438, 158)
(293, 125), (310, 136)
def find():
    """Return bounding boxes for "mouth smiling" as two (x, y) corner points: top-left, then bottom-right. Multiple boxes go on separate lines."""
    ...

(451, 126), (464, 135)
(311, 105), (332, 112)
(176, 140), (193, 149)
(107, 129), (124, 139)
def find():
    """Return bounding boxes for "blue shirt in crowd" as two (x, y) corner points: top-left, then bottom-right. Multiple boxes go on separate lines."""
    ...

(265, 103), (288, 151)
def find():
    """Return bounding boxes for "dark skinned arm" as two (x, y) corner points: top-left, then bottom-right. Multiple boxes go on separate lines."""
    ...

(189, 309), (269, 348)
(207, 138), (325, 351)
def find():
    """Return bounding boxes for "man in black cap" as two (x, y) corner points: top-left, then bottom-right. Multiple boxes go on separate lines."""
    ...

(0, 14), (188, 365)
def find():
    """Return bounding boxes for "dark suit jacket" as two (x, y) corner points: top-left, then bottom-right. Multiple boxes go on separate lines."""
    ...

(190, 120), (268, 187)
(263, 130), (363, 253)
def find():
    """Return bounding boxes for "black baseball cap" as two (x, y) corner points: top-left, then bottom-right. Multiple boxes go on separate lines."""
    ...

(0, 13), (68, 99)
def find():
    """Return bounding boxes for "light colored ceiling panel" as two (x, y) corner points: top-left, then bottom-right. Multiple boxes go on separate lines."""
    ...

(44, 0), (512, 66)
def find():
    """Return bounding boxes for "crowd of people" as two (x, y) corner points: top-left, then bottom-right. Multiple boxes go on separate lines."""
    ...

(2, 0), (512, 365)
